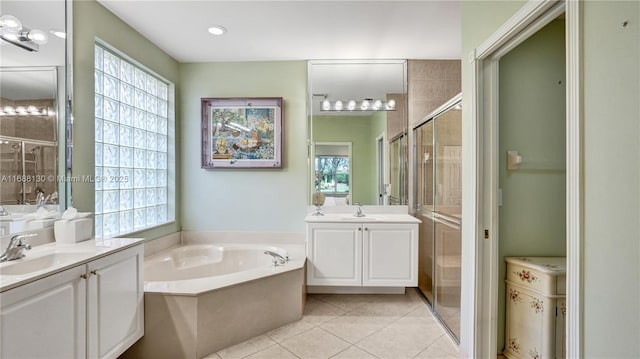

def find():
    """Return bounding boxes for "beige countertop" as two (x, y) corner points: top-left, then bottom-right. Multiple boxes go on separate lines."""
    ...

(304, 213), (421, 224)
(0, 237), (145, 292)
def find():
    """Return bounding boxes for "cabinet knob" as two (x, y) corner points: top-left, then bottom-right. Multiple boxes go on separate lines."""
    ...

(91, 270), (98, 276)
(80, 274), (88, 279)
(364, 228), (368, 231)
(358, 227), (362, 231)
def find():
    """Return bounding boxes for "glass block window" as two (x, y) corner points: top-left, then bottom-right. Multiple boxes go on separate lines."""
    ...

(94, 44), (171, 237)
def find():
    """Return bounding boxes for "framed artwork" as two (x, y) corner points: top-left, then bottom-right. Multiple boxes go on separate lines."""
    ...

(201, 97), (283, 168)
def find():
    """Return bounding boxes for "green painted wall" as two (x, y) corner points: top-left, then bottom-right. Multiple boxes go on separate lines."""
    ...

(497, 19), (566, 353)
(313, 115), (380, 204)
(179, 62), (308, 232)
(72, 0), (181, 240)
(583, 2), (639, 357)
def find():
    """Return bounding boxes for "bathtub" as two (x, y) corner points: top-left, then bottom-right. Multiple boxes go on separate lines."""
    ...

(123, 239), (305, 359)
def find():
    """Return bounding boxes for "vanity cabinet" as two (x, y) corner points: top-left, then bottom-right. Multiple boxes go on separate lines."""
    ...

(87, 245), (144, 359)
(306, 222), (418, 287)
(0, 244), (143, 359)
(0, 264), (87, 358)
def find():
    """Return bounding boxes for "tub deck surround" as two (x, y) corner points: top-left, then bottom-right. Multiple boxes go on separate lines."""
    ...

(0, 237), (145, 292)
(144, 243), (305, 295)
(125, 232), (306, 359)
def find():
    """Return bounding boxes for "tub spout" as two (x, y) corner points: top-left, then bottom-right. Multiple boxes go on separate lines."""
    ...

(264, 250), (287, 266)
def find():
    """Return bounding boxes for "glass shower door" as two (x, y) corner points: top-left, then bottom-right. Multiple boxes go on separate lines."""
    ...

(415, 121), (435, 304)
(433, 104), (462, 340)
(413, 97), (462, 342)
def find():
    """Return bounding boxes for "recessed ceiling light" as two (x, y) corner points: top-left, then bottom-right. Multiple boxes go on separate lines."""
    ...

(207, 25), (227, 36)
(49, 29), (66, 39)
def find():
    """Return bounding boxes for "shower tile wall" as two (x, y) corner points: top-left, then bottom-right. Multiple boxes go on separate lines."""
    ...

(0, 98), (57, 204)
(0, 98), (57, 141)
(386, 93), (407, 140)
(408, 60), (461, 127)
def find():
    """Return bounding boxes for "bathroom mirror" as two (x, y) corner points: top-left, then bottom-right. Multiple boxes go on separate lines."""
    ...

(308, 60), (408, 206)
(0, 0), (69, 234)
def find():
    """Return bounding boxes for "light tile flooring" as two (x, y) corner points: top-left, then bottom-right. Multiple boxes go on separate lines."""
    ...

(205, 289), (459, 359)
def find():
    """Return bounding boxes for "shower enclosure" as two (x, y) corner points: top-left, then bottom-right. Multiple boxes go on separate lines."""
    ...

(0, 138), (58, 204)
(413, 94), (462, 341)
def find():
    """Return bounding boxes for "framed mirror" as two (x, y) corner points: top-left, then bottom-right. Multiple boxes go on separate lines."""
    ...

(0, 0), (69, 235)
(308, 60), (408, 206)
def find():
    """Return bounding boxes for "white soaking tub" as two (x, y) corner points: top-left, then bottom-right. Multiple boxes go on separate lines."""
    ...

(123, 241), (305, 359)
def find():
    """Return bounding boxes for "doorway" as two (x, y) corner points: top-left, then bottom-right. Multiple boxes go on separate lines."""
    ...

(469, 1), (582, 357)
(496, 17), (566, 355)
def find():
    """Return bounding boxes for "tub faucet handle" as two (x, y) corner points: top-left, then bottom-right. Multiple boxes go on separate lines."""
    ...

(264, 250), (286, 266)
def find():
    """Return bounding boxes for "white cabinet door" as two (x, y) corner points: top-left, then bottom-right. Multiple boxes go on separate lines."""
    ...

(0, 265), (87, 359)
(363, 223), (418, 286)
(307, 223), (362, 286)
(87, 245), (144, 359)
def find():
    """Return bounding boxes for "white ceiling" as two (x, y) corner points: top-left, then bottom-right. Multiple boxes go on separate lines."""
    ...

(97, 1), (461, 62)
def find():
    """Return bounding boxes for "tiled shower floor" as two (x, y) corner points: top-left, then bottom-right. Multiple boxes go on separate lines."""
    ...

(205, 289), (459, 359)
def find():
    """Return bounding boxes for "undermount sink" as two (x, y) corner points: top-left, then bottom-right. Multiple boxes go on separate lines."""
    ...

(0, 253), (89, 276)
(339, 215), (387, 222)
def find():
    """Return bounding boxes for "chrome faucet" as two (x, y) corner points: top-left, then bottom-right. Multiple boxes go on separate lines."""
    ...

(1, 233), (37, 262)
(36, 191), (46, 209)
(354, 203), (366, 217)
(264, 250), (288, 266)
(0, 205), (8, 216)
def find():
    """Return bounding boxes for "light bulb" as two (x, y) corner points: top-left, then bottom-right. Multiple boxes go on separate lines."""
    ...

(334, 101), (343, 111)
(15, 106), (27, 115)
(0, 15), (22, 33)
(3, 106), (13, 113)
(360, 100), (370, 111)
(208, 25), (227, 35)
(27, 106), (38, 113)
(386, 99), (396, 110)
(373, 100), (382, 110)
(321, 100), (331, 111)
(27, 29), (48, 44)
(347, 100), (356, 111)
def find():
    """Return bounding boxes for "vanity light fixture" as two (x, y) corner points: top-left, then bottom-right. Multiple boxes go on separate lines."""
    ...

(0, 15), (21, 32)
(0, 105), (49, 116)
(208, 25), (227, 36)
(319, 98), (396, 112)
(0, 14), (48, 52)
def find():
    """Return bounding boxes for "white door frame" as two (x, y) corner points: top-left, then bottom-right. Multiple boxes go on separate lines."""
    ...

(375, 133), (386, 205)
(469, 0), (582, 357)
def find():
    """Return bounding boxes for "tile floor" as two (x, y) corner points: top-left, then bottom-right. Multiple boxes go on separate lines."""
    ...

(205, 289), (459, 359)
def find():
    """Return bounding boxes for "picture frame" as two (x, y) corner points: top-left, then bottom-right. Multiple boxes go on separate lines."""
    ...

(201, 97), (283, 169)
